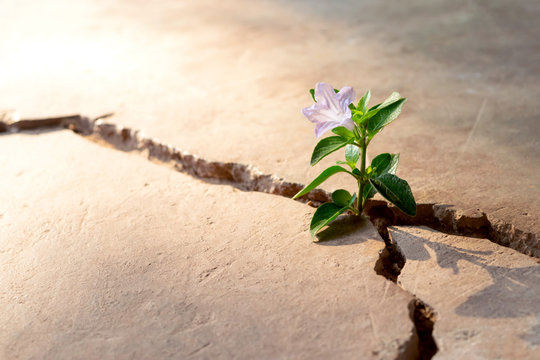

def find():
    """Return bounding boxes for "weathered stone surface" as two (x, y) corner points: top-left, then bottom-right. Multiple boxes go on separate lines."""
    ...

(0, 131), (415, 359)
(1, 0), (539, 237)
(390, 226), (540, 359)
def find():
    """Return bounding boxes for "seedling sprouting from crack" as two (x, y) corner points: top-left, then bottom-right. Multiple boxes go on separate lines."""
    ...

(294, 82), (417, 238)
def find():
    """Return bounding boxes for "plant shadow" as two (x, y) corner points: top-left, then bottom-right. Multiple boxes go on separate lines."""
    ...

(315, 215), (375, 246)
(391, 227), (540, 321)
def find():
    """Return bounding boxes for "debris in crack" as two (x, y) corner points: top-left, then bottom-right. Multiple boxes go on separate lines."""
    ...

(2, 113), (538, 259)
(374, 240), (405, 283)
(364, 201), (539, 258)
(89, 119), (331, 204)
(408, 299), (438, 360)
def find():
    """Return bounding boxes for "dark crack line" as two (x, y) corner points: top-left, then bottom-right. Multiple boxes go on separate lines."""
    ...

(408, 298), (438, 360)
(374, 227), (438, 360)
(1, 113), (538, 260)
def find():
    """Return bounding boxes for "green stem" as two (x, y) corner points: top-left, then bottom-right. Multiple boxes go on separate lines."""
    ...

(358, 126), (367, 214)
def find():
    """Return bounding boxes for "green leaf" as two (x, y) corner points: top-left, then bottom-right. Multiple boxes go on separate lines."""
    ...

(293, 166), (350, 199)
(368, 102), (382, 111)
(353, 126), (362, 139)
(309, 89), (316, 102)
(332, 189), (352, 207)
(367, 97), (406, 134)
(332, 126), (355, 140)
(363, 154), (399, 202)
(352, 111), (363, 125)
(371, 153), (400, 176)
(363, 183), (376, 201)
(310, 136), (352, 166)
(357, 90), (371, 114)
(310, 194), (357, 237)
(345, 144), (359, 165)
(379, 92), (401, 108)
(369, 174), (416, 216)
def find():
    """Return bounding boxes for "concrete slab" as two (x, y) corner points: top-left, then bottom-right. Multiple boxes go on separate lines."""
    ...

(390, 226), (540, 359)
(1, 0), (539, 235)
(0, 131), (416, 359)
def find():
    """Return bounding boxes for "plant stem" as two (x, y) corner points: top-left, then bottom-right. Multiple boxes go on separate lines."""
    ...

(358, 125), (367, 214)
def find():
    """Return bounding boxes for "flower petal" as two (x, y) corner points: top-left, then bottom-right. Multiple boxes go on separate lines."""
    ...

(337, 86), (356, 110)
(339, 116), (355, 131)
(314, 82), (342, 114)
(314, 120), (342, 138)
(302, 104), (340, 124)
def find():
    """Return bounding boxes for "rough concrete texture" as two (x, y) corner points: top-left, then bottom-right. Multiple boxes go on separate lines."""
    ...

(2, 0), (540, 358)
(0, 131), (417, 359)
(1, 0), (539, 236)
(390, 226), (540, 359)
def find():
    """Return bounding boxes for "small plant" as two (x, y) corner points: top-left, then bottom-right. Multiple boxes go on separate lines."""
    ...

(294, 82), (416, 238)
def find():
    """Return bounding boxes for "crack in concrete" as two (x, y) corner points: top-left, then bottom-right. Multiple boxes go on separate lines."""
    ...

(3, 113), (535, 258)
(1, 113), (537, 359)
(374, 228), (438, 360)
(408, 299), (438, 360)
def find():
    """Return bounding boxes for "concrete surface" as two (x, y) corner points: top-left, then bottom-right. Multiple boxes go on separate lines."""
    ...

(1, 0), (539, 235)
(390, 226), (540, 359)
(0, 131), (416, 359)
(2, 0), (540, 358)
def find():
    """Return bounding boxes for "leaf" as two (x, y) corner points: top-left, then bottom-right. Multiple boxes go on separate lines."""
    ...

(352, 111), (364, 125)
(310, 194), (357, 237)
(309, 88), (316, 102)
(368, 102), (382, 111)
(379, 92), (401, 108)
(371, 153), (400, 176)
(369, 174), (416, 216)
(332, 189), (352, 207)
(367, 97), (406, 134)
(353, 126), (362, 139)
(357, 90), (371, 114)
(332, 126), (355, 140)
(363, 183), (376, 201)
(363, 153), (400, 202)
(345, 144), (359, 165)
(292, 166), (350, 199)
(310, 136), (352, 166)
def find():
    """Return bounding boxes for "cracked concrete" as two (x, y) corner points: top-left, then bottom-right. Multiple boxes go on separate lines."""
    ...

(1, 131), (417, 359)
(390, 226), (540, 359)
(2, 0), (540, 358)
(1, 114), (539, 360)
(3, 114), (537, 259)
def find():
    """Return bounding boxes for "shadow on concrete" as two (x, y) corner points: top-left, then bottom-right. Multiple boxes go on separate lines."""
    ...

(390, 227), (540, 322)
(315, 215), (373, 246)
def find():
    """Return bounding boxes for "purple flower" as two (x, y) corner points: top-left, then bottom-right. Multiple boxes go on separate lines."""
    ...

(302, 82), (356, 138)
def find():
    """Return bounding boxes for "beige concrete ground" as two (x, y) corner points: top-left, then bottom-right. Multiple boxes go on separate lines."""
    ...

(1, 0), (539, 235)
(0, 131), (416, 359)
(2, 1), (540, 358)
(391, 226), (540, 359)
